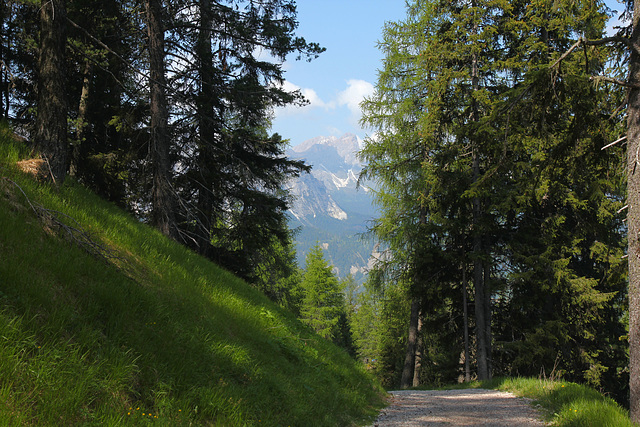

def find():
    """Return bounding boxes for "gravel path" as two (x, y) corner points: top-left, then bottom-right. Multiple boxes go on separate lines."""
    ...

(369, 389), (547, 426)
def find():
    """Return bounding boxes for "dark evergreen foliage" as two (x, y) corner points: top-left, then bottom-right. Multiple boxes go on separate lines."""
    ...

(2, 0), (323, 301)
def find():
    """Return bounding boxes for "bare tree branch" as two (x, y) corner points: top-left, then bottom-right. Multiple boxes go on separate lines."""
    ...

(602, 136), (627, 150)
(552, 36), (640, 69)
(591, 75), (640, 88)
(551, 39), (583, 68)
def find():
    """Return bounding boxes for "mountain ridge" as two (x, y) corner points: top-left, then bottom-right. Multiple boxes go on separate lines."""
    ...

(286, 133), (377, 282)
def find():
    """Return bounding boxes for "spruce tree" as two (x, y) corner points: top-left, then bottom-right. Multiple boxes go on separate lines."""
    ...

(300, 245), (348, 344)
(34, 0), (68, 184)
(626, 1), (640, 419)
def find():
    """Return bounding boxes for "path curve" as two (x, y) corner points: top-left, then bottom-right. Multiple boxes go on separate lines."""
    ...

(369, 389), (546, 426)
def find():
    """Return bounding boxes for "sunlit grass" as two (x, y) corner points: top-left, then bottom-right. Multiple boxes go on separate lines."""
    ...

(496, 378), (634, 427)
(0, 125), (385, 425)
(428, 377), (635, 427)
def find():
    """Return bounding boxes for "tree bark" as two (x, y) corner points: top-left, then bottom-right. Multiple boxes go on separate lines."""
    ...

(627, 2), (640, 422)
(146, 0), (177, 239)
(34, 0), (68, 184)
(412, 314), (423, 387)
(400, 297), (421, 389)
(462, 263), (471, 382)
(70, 60), (91, 177)
(483, 260), (492, 376)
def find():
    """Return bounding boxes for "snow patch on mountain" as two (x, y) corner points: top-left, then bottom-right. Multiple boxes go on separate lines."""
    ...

(285, 133), (378, 284)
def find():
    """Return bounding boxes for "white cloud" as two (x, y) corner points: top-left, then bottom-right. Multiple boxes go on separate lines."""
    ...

(273, 78), (374, 133)
(276, 81), (327, 117)
(336, 79), (374, 115)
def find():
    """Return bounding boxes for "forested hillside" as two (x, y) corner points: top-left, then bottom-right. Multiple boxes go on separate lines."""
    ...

(1, 0), (321, 303)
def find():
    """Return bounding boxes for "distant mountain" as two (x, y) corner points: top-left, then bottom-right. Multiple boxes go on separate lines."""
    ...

(286, 134), (378, 283)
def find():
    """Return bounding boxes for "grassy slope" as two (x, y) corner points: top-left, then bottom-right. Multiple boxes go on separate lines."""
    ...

(0, 128), (385, 426)
(429, 377), (635, 426)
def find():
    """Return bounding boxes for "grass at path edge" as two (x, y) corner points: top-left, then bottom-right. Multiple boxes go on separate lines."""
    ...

(405, 377), (634, 426)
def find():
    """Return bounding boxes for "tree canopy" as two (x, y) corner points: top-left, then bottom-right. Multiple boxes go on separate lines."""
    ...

(358, 0), (629, 405)
(1, 0), (323, 294)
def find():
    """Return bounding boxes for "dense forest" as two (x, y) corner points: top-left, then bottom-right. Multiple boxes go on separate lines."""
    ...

(2, 0), (640, 424)
(356, 0), (639, 421)
(1, 0), (325, 305)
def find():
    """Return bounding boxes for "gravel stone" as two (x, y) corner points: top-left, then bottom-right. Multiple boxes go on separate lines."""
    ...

(369, 389), (547, 426)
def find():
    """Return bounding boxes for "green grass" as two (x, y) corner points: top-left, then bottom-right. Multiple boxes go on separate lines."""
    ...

(415, 377), (634, 426)
(0, 124), (385, 426)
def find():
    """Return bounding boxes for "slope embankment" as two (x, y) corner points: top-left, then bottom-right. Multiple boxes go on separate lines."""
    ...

(0, 130), (385, 426)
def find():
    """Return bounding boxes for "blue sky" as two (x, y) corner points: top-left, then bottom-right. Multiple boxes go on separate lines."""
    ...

(271, 0), (627, 147)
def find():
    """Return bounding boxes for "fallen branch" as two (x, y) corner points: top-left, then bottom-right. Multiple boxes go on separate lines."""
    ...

(1, 176), (122, 265)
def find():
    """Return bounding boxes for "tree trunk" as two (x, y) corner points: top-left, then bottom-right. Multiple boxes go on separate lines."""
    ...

(70, 60), (91, 177)
(627, 2), (640, 422)
(463, 264), (471, 382)
(483, 260), (492, 377)
(473, 213), (490, 380)
(0, 3), (5, 119)
(146, 0), (177, 239)
(470, 1), (491, 381)
(412, 315), (423, 387)
(195, 0), (215, 255)
(34, 0), (68, 184)
(400, 297), (421, 389)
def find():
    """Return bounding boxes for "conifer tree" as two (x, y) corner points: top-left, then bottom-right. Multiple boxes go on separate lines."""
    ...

(360, 0), (623, 387)
(145, 0), (178, 239)
(300, 245), (349, 344)
(34, 0), (68, 184)
(629, 2), (640, 419)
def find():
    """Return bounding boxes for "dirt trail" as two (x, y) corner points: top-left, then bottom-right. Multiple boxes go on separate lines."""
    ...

(370, 389), (546, 426)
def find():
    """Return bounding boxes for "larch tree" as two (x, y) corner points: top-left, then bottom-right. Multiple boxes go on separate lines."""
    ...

(360, 0), (514, 383)
(360, 0), (623, 388)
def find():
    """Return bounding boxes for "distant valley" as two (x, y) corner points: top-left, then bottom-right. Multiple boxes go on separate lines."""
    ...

(286, 133), (379, 284)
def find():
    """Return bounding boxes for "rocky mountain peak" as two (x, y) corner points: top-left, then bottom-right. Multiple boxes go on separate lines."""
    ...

(285, 133), (377, 284)
(290, 133), (362, 167)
